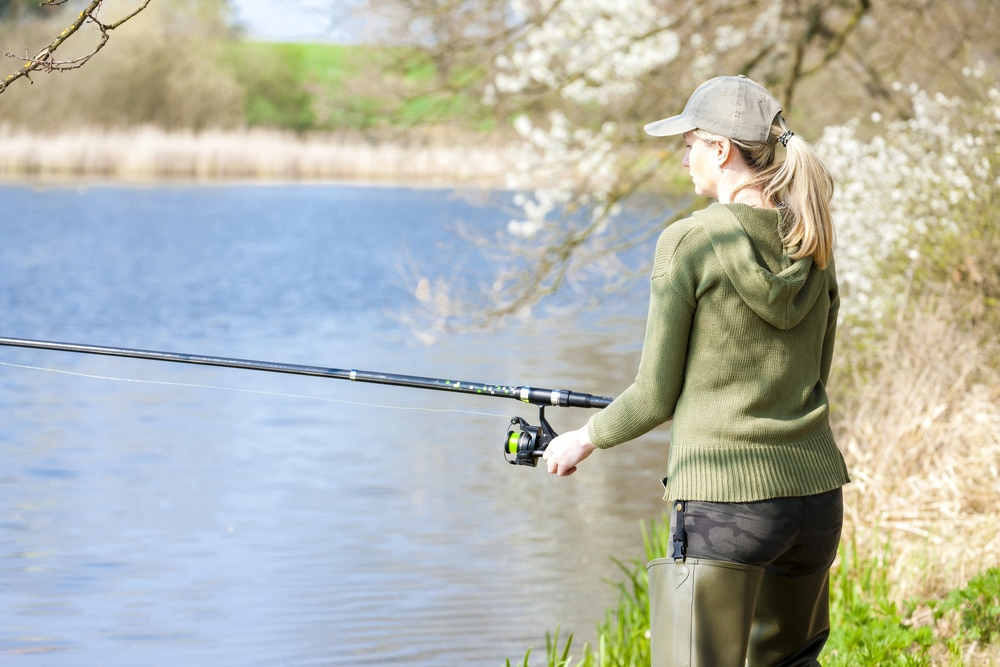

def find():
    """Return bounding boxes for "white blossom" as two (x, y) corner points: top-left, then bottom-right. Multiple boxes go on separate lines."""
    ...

(499, 0), (682, 106)
(480, 1), (998, 336)
(817, 74), (1000, 335)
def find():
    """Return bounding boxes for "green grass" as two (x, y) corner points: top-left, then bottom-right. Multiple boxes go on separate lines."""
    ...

(822, 540), (936, 666)
(512, 516), (1000, 667)
(220, 40), (492, 133)
(222, 41), (365, 131)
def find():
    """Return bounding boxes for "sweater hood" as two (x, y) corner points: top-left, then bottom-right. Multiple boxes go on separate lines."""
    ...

(695, 203), (826, 330)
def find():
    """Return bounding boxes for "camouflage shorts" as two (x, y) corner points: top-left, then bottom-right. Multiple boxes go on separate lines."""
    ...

(669, 488), (843, 577)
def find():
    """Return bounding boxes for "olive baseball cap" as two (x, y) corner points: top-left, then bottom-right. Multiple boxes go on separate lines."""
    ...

(644, 75), (783, 143)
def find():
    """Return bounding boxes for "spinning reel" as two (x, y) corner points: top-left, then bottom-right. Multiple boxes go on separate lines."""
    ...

(503, 406), (557, 467)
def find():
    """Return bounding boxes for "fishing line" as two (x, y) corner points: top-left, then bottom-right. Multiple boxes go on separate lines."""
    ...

(0, 360), (510, 419)
(0, 336), (614, 466)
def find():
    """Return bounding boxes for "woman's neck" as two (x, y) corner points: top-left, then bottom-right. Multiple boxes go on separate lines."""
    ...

(722, 186), (773, 209)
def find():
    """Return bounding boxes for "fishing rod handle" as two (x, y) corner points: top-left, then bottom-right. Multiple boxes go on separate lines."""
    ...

(518, 386), (613, 409)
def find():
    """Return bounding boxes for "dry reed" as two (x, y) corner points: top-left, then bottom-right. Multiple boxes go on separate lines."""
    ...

(834, 299), (1000, 603)
(0, 125), (523, 187)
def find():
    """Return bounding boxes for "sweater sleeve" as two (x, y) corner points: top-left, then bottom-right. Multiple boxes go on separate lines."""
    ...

(587, 223), (699, 449)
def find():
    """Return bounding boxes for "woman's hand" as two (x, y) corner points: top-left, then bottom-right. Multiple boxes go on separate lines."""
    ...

(542, 426), (596, 476)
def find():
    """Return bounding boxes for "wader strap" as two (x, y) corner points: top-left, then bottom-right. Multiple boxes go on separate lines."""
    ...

(671, 500), (687, 562)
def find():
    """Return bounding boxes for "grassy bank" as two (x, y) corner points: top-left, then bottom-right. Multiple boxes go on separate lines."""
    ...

(512, 520), (1000, 667)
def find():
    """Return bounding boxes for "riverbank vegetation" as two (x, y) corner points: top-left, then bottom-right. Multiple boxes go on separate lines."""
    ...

(0, 124), (519, 185)
(0, 2), (507, 184)
(3, 2), (1000, 664)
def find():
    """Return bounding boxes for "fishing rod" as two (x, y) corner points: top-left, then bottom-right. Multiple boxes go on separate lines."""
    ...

(0, 336), (613, 467)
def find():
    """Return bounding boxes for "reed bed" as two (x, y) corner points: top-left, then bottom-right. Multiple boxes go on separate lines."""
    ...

(834, 301), (1000, 603)
(0, 125), (522, 186)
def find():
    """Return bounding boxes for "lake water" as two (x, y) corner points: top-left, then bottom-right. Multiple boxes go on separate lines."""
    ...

(0, 182), (671, 666)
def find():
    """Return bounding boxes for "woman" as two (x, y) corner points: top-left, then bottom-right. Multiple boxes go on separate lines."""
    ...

(542, 75), (850, 666)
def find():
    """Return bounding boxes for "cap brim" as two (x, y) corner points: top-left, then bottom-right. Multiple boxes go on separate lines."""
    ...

(644, 115), (696, 137)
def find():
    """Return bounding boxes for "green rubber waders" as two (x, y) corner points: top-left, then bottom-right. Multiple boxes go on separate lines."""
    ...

(647, 557), (764, 667)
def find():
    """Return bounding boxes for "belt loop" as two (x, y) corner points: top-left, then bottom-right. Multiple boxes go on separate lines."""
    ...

(671, 500), (687, 563)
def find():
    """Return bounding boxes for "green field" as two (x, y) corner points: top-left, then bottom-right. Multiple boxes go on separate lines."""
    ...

(223, 40), (491, 133)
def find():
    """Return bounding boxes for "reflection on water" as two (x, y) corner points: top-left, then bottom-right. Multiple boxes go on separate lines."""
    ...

(0, 183), (670, 666)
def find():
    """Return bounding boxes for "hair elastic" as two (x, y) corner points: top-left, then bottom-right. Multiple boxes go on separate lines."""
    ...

(778, 130), (795, 147)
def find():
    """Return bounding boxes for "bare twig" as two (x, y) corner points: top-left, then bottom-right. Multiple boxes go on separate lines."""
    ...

(1, 0), (152, 96)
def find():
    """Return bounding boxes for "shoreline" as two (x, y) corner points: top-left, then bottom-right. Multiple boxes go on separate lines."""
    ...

(0, 125), (523, 189)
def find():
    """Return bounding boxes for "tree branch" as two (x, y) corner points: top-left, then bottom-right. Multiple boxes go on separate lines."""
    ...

(1, 0), (151, 96)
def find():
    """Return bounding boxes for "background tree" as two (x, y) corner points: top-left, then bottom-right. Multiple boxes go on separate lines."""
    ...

(367, 0), (1000, 330)
(0, 0), (243, 129)
(0, 0), (53, 19)
(0, 0), (152, 96)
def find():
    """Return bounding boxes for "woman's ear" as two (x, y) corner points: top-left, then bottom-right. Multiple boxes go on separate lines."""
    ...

(715, 138), (733, 167)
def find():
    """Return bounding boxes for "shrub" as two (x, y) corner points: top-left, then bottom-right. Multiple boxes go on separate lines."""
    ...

(817, 64), (1000, 341)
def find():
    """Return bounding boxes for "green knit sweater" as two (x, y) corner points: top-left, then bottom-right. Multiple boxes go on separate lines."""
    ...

(587, 203), (850, 502)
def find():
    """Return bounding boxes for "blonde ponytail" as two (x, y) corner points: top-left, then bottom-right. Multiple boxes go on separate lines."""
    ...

(697, 124), (836, 269)
(762, 128), (835, 269)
